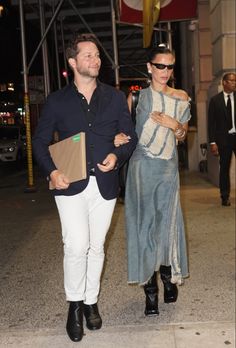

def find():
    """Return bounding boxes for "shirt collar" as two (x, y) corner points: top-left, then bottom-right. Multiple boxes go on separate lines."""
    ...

(223, 91), (233, 97)
(72, 79), (101, 92)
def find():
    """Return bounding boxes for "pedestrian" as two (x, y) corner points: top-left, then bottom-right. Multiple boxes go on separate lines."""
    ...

(208, 72), (236, 206)
(117, 91), (140, 203)
(115, 45), (191, 316)
(33, 34), (137, 342)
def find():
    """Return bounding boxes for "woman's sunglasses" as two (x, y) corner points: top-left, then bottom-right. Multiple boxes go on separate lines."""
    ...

(150, 62), (174, 70)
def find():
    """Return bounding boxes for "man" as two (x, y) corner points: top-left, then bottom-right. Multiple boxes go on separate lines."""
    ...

(33, 34), (137, 342)
(208, 72), (236, 206)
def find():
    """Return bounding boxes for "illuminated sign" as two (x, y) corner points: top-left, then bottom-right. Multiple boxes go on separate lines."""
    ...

(129, 85), (142, 91)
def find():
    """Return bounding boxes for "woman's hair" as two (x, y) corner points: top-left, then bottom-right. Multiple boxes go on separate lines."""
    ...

(66, 34), (99, 60)
(147, 45), (175, 62)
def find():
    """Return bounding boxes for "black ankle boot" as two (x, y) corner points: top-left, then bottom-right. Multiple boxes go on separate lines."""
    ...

(143, 272), (159, 316)
(66, 301), (84, 342)
(84, 303), (102, 330)
(160, 265), (178, 303)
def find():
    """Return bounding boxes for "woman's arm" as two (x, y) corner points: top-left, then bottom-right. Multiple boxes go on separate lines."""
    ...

(114, 133), (131, 147)
(127, 92), (132, 112)
(173, 121), (188, 141)
(114, 92), (133, 147)
(150, 111), (188, 141)
(150, 88), (190, 141)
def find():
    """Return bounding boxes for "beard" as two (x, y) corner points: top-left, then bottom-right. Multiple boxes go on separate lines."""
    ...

(76, 66), (100, 78)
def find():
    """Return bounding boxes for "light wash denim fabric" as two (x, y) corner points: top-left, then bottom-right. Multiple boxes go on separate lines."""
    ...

(125, 87), (191, 285)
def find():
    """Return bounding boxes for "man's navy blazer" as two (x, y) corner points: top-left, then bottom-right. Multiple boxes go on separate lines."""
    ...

(33, 82), (138, 199)
(208, 91), (236, 147)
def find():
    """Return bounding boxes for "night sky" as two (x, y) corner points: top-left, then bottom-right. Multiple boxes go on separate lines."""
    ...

(0, 1), (115, 90)
(0, 1), (183, 93)
(0, 0), (42, 87)
(0, 1), (22, 83)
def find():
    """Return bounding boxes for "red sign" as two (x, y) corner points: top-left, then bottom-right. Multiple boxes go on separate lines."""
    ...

(119, 0), (197, 23)
(129, 85), (142, 91)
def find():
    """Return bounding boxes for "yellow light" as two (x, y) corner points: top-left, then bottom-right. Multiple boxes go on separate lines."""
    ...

(143, 0), (161, 48)
(0, 5), (4, 18)
(7, 83), (15, 91)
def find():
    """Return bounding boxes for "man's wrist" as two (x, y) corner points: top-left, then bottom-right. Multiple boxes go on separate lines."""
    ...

(109, 153), (118, 170)
(50, 169), (59, 180)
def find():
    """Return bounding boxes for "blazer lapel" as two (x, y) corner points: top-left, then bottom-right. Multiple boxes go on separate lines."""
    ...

(234, 92), (236, 125)
(220, 91), (232, 129)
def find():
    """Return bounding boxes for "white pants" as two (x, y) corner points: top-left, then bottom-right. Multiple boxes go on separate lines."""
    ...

(55, 177), (116, 304)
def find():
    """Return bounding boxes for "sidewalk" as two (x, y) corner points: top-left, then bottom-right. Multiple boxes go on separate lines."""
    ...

(0, 170), (235, 347)
(0, 322), (234, 348)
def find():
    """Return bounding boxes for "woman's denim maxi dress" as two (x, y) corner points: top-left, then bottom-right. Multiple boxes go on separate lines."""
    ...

(125, 87), (191, 285)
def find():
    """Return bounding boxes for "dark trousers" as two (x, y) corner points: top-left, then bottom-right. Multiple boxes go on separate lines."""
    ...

(218, 134), (236, 198)
(118, 162), (129, 199)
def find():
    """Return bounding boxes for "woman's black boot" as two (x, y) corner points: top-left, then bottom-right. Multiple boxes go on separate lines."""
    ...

(143, 272), (159, 316)
(160, 265), (178, 303)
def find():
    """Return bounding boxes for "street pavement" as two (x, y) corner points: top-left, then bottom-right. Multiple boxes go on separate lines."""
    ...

(0, 167), (235, 348)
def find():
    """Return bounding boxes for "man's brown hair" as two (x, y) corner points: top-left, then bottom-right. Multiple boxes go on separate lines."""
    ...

(66, 34), (99, 60)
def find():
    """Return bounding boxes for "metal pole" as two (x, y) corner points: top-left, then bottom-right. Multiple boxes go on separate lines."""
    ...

(68, 0), (115, 69)
(52, 1), (61, 89)
(27, 0), (65, 72)
(60, 18), (69, 85)
(167, 21), (174, 87)
(19, 0), (36, 192)
(110, 0), (119, 89)
(167, 22), (172, 50)
(39, 0), (50, 97)
(179, 22), (188, 91)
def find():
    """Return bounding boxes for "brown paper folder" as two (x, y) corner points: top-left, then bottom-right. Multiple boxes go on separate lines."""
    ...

(49, 132), (87, 189)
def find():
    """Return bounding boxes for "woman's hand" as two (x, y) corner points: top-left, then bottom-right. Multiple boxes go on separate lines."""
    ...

(150, 111), (177, 130)
(150, 112), (188, 140)
(114, 132), (131, 147)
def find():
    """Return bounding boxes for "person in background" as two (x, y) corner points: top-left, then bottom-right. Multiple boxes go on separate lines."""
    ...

(33, 34), (137, 343)
(117, 90), (140, 203)
(208, 72), (236, 206)
(115, 45), (191, 316)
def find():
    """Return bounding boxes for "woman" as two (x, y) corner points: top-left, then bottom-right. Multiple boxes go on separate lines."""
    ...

(115, 46), (191, 316)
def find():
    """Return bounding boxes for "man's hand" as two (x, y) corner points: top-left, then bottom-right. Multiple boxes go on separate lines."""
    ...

(50, 170), (70, 189)
(114, 132), (131, 147)
(97, 153), (118, 172)
(210, 143), (219, 156)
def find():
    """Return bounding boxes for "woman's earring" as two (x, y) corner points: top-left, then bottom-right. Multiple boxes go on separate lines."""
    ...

(148, 70), (152, 74)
